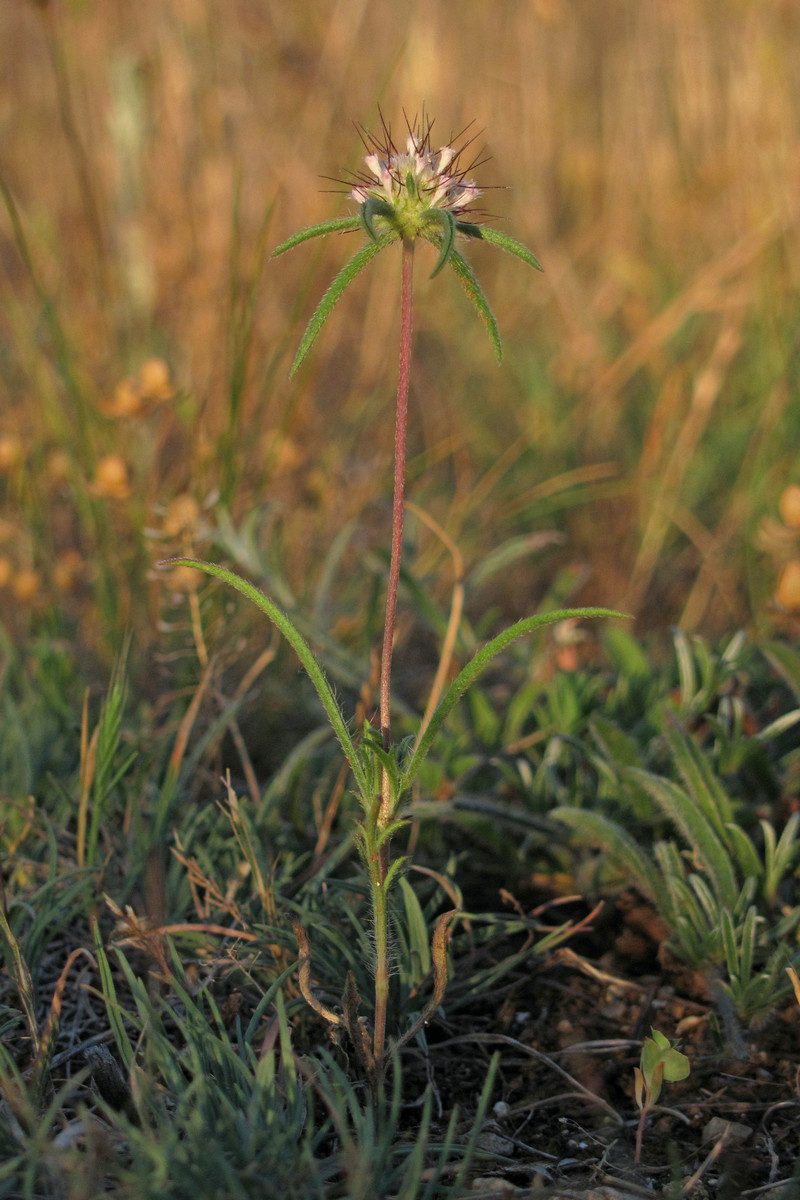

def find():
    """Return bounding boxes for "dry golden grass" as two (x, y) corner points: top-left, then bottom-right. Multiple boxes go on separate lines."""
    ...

(1, 0), (799, 655)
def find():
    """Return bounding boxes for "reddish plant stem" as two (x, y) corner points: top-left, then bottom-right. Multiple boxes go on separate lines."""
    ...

(378, 238), (415, 868)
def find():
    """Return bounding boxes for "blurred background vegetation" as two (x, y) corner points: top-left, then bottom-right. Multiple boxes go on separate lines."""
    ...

(1, 0), (800, 684)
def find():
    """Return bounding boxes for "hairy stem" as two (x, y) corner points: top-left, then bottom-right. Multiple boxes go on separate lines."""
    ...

(371, 869), (390, 1071)
(635, 1107), (646, 1164)
(372, 237), (414, 1077)
(378, 238), (414, 848)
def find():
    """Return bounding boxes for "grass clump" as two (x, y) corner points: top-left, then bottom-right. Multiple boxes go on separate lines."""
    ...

(3, 626), (800, 1194)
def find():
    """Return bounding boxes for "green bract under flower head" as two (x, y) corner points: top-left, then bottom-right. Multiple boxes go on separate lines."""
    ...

(270, 110), (544, 374)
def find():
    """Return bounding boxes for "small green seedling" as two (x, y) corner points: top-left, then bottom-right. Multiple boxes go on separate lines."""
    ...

(633, 1028), (690, 1163)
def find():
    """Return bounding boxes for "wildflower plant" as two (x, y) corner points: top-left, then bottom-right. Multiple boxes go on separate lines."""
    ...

(169, 111), (617, 1091)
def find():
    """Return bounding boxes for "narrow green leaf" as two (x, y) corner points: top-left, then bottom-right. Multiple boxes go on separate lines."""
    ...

(666, 721), (735, 837)
(739, 905), (758, 983)
(163, 558), (367, 796)
(551, 806), (661, 903)
(603, 625), (651, 678)
(762, 819), (778, 886)
(456, 222), (544, 272)
(673, 630), (697, 707)
(629, 769), (738, 909)
(275, 989), (297, 1092)
(689, 875), (720, 927)
(359, 737), (400, 785)
(763, 812), (800, 903)
(736, 872), (758, 915)
(422, 235), (502, 362)
(448, 245), (502, 361)
(669, 883), (709, 949)
(720, 907), (739, 977)
(757, 708), (800, 741)
(375, 817), (409, 851)
(290, 234), (394, 374)
(451, 1054), (501, 1190)
(0, 898), (39, 1055)
(396, 1090), (434, 1197)
(724, 821), (762, 883)
(270, 217), (363, 257)
(383, 854), (410, 895)
(92, 920), (133, 1071)
(402, 607), (622, 789)
(398, 876), (432, 978)
(592, 717), (644, 772)
(653, 843), (700, 938)
(468, 531), (563, 591)
(763, 641), (800, 703)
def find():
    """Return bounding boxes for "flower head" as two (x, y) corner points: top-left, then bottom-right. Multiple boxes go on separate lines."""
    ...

(271, 110), (543, 374)
(349, 118), (481, 222)
(345, 113), (484, 248)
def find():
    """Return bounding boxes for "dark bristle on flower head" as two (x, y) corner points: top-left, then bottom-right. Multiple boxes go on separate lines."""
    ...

(345, 108), (487, 223)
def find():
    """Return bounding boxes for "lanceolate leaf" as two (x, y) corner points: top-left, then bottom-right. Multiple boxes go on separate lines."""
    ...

(665, 721), (735, 837)
(457, 222), (544, 272)
(402, 607), (622, 789)
(290, 234), (394, 375)
(628, 769), (738, 909)
(164, 557), (367, 796)
(724, 821), (762, 883)
(551, 806), (665, 907)
(383, 854), (410, 895)
(270, 217), (363, 258)
(442, 243), (502, 362)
